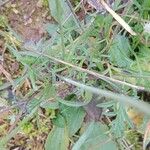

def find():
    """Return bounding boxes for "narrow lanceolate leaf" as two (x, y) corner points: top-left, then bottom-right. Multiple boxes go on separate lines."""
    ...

(45, 126), (69, 150)
(57, 97), (90, 107)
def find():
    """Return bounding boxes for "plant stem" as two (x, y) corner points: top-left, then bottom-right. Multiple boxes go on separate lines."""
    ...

(56, 0), (65, 58)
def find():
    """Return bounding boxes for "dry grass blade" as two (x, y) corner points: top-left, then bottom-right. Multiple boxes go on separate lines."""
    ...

(0, 64), (13, 83)
(99, 0), (137, 36)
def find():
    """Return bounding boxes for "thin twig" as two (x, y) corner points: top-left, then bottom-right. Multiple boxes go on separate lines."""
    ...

(0, 64), (13, 84)
(56, 0), (65, 58)
(31, 51), (146, 91)
(58, 76), (150, 115)
(99, 0), (137, 36)
(66, 0), (84, 32)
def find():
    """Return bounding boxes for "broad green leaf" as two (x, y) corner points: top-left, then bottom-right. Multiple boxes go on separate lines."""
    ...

(45, 126), (69, 150)
(48, 0), (72, 25)
(44, 23), (59, 46)
(44, 23), (58, 35)
(73, 122), (118, 150)
(52, 114), (66, 128)
(72, 121), (95, 150)
(60, 105), (85, 136)
(109, 35), (133, 68)
(48, 0), (77, 31)
(143, 0), (150, 7)
(48, 0), (63, 23)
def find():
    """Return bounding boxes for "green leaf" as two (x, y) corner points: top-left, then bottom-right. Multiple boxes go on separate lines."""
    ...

(48, 0), (77, 30)
(58, 97), (90, 107)
(48, 0), (63, 23)
(26, 99), (41, 113)
(42, 84), (56, 99)
(52, 114), (66, 128)
(44, 23), (58, 35)
(61, 105), (85, 136)
(45, 126), (69, 150)
(142, 0), (150, 18)
(131, 46), (150, 72)
(73, 122), (118, 150)
(111, 103), (134, 138)
(48, 0), (70, 24)
(130, 46), (150, 88)
(109, 35), (133, 68)
(28, 68), (38, 91)
(96, 100), (115, 108)
(40, 101), (59, 109)
(72, 121), (95, 150)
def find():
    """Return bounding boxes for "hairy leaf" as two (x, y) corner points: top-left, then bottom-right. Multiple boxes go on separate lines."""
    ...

(73, 122), (117, 150)
(111, 103), (134, 138)
(60, 105), (85, 136)
(45, 126), (69, 150)
(109, 35), (133, 67)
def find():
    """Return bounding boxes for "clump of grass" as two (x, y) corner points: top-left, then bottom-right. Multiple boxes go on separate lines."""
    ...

(0, 0), (150, 149)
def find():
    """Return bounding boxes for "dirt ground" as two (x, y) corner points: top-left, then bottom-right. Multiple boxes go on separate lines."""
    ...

(1, 0), (50, 42)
